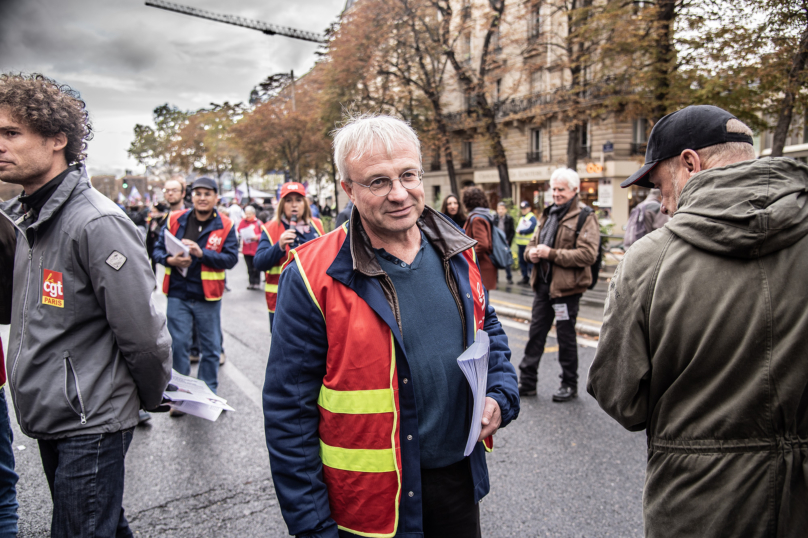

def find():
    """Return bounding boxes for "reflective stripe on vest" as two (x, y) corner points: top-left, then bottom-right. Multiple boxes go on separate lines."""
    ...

(263, 217), (325, 313)
(290, 230), (401, 537)
(514, 212), (536, 246)
(162, 210), (233, 301)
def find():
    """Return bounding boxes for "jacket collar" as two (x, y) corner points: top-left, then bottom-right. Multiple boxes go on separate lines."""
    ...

(332, 204), (477, 280)
(542, 195), (582, 223)
(0, 166), (87, 231)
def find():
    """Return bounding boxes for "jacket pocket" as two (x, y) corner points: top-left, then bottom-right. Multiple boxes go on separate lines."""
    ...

(63, 352), (87, 425)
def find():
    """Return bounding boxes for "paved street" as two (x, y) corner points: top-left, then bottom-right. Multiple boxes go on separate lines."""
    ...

(2, 256), (645, 537)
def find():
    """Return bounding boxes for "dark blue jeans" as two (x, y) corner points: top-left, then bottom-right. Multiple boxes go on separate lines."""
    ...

(167, 297), (223, 393)
(0, 389), (19, 537)
(38, 428), (134, 538)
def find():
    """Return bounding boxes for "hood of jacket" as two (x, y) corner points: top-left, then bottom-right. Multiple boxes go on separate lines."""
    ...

(667, 157), (808, 259)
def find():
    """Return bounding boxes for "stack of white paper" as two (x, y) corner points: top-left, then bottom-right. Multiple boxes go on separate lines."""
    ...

(164, 230), (190, 277)
(457, 329), (490, 456)
(162, 370), (235, 421)
(239, 226), (257, 241)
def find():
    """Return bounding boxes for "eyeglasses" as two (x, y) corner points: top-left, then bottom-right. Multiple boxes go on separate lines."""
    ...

(351, 169), (423, 197)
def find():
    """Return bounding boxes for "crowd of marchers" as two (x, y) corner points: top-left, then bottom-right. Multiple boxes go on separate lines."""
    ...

(1, 72), (807, 538)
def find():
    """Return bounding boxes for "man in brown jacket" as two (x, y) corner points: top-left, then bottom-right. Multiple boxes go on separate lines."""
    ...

(588, 105), (808, 536)
(519, 168), (599, 402)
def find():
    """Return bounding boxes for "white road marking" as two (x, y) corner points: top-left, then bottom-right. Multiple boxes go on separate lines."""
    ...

(220, 362), (264, 409)
(498, 317), (599, 348)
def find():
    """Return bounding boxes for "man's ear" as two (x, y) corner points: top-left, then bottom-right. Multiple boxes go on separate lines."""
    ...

(52, 132), (68, 154)
(680, 149), (702, 177)
(341, 180), (355, 204)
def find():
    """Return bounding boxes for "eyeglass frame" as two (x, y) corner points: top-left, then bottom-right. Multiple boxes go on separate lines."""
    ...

(349, 169), (424, 197)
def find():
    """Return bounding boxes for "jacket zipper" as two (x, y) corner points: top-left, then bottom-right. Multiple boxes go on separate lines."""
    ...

(444, 259), (467, 343)
(63, 352), (87, 425)
(7, 225), (32, 415)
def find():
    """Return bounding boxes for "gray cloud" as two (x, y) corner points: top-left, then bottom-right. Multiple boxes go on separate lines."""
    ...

(0, 0), (344, 176)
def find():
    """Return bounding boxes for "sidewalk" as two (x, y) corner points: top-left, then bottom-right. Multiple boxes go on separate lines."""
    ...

(489, 266), (614, 337)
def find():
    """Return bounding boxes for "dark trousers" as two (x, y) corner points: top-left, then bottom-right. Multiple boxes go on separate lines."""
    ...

(519, 283), (581, 390)
(38, 428), (134, 538)
(517, 245), (532, 280)
(338, 459), (480, 538)
(244, 254), (260, 286)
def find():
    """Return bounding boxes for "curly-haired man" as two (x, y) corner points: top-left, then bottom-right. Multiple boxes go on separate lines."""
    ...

(0, 73), (172, 537)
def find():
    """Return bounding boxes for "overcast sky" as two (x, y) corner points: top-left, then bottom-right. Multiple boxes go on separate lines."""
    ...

(0, 0), (346, 177)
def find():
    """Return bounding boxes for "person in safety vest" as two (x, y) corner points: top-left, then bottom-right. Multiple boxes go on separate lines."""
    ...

(263, 114), (520, 538)
(515, 200), (537, 285)
(253, 181), (324, 331)
(152, 176), (238, 400)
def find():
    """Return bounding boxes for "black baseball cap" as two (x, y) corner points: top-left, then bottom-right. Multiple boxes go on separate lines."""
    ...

(191, 176), (218, 193)
(621, 105), (754, 189)
(520, 200), (531, 209)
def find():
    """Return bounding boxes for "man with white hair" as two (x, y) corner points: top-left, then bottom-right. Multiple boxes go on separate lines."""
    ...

(518, 167), (600, 402)
(263, 114), (519, 538)
(588, 105), (808, 536)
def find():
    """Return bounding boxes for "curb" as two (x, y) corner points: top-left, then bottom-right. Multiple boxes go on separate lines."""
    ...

(493, 305), (601, 337)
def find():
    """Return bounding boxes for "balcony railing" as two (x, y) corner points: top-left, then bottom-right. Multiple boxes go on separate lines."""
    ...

(580, 145), (591, 158)
(461, 5), (471, 20)
(430, 161), (441, 171)
(630, 142), (647, 156)
(460, 159), (473, 169)
(526, 151), (542, 163)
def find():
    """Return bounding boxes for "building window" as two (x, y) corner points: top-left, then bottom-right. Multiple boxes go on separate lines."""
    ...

(491, 27), (501, 55)
(495, 79), (502, 102)
(580, 121), (591, 158)
(528, 128), (543, 163)
(462, 33), (472, 66)
(632, 118), (648, 155)
(432, 185), (441, 204)
(528, 5), (541, 42)
(530, 70), (546, 94)
(804, 115), (808, 144)
(430, 148), (441, 171)
(461, 141), (473, 168)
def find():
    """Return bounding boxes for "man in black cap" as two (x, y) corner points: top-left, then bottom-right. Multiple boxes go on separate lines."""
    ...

(587, 105), (808, 536)
(152, 177), (238, 401)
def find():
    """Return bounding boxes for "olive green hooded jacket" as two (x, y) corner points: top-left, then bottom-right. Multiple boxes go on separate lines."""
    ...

(587, 157), (808, 537)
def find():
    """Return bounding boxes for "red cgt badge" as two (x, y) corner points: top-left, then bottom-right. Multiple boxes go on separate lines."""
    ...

(43, 269), (64, 308)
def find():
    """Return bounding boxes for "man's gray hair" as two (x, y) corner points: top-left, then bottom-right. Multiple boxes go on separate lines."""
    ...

(332, 113), (422, 183)
(696, 118), (756, 167)
(550, 167), (580, 191)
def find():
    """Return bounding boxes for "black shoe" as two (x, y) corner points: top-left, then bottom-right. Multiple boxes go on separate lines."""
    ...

(552, 385), (578, 402)
(519, 277), (530, 286)
(518, 385), (537, 396)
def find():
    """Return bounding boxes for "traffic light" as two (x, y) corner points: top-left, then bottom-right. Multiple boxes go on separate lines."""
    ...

(122, 181), (129, 189)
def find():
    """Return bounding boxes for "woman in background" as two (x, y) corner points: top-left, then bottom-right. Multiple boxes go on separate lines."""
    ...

(237, 206), (263, 290)
(462, 187), (497, 291)
(253, 183), (324, 330)
(440, 193), (466, 228)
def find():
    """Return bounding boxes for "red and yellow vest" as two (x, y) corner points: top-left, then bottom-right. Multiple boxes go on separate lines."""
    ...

(290, 223), (488, 537)
(162, 209), (233, 301)
(262, 217), (324, 312)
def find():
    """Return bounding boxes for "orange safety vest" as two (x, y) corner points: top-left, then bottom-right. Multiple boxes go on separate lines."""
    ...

(289, 222), (489, 537)
(162, 209), (233, 301)
(262, 217), (324, 312)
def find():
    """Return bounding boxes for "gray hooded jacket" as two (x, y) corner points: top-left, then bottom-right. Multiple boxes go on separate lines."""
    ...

(588, 157), (808, 537)
(0, 167), (172, 440)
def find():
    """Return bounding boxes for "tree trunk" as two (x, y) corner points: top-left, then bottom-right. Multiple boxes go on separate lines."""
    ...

(771, 21), (808, 157)
(566, 126), (580, 170)
(244, 171), (251, 201)
(435, 113), (459, 196)
(652, 0), (676, 121)
(331, 157), (339, 211)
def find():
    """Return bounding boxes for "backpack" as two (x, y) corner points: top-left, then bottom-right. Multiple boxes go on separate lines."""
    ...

(623, 200), (663, 248)
(467, 215), (513, 269)
(574, 206), (602, 290)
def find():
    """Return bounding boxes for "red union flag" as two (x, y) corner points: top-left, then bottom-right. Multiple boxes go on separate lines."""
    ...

(43, 269), (64, 308)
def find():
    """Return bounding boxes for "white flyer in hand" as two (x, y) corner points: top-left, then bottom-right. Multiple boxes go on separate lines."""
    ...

(162, 370), (235, 422)
(239, 226), (257, 241)
(457, 329), (490, 456)
(164, 229), (190, 277)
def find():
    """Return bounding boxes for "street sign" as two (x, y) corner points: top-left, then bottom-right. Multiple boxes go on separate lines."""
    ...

(602, 141), (614, 153)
